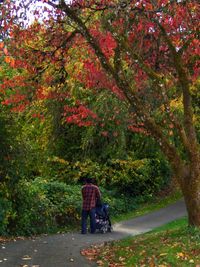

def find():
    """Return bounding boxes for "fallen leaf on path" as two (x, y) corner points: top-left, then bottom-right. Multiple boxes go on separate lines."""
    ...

(22, 255), (32, 260)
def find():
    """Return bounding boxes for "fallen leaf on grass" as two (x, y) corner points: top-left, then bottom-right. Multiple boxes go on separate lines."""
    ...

(176, 252), (189, 260)
(81, 248), (98, 257)
(176, 252), (184, 259)
(108, 264), (125, 267)
(96, 260), (104, 266)
(159, 253), (168, 256)
(139, 250), (146, 255)
(119, 257), (125, 262)
(81, 247), (99, 261)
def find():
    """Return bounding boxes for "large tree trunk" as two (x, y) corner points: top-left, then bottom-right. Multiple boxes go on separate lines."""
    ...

(159, 140), (200, 227)
(182, 164), (200, 227)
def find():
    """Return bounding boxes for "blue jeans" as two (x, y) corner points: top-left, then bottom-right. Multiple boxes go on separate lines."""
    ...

(81, 208), (96, 234)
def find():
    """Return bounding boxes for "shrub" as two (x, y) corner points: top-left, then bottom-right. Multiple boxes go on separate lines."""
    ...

(45, 157), (171, 198)
(40, 180), (82, 225)
(8, 178), (82, 235)
(0, 183), (15, 235)
(107, 158), (171, 196)
(11, 179), (54, 235)
(0, 197), (13, 235)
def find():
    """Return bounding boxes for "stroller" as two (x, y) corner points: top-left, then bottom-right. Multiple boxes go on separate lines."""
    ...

(95, 203), (112, 233)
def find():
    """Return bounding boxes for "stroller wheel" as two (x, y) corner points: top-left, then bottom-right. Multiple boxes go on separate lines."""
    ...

(101, 224), (108, 233)
(101, 227), (107, 234)
(101, 222), (109, 234)
(101, 221), (111, 234)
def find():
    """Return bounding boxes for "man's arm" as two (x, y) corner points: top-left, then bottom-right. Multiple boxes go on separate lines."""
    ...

(95, 186), (101, 199)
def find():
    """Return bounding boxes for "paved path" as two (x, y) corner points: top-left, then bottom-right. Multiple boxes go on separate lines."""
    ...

(0, 199), (187, 267)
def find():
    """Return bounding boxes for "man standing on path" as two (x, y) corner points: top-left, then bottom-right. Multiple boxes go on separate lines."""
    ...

(81, 177), (101, 234)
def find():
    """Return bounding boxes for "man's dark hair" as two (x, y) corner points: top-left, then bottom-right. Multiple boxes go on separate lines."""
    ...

(86, 177), (93, 184)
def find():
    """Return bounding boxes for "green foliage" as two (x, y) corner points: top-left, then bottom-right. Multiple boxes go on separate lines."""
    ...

(107, 157), (171, 196)
(9, 178), (82, 235)
(43, 156), (171, 197)
(0, 198), (13, 235)
(41, 180), (82, 226)
(0, 184), (14, 235)
(81, 90), (129, 161)
(100, 187), (140, 217)
(191, 77), (200, 141)
(42, 157), (107, 184)
(10, 179), (54, 235)
(0, 110), (11, 179)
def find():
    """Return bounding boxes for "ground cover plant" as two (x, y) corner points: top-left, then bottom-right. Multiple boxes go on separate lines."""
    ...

(82, 218), (200, 267)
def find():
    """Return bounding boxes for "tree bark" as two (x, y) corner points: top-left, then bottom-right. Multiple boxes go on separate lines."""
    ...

(183, 183), (200, 226)
(181, 162), (200, 226)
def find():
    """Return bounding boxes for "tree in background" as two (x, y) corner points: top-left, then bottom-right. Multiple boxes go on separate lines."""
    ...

(0, 0), (200, 226)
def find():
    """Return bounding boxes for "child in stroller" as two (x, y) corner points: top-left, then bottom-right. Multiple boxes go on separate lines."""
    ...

(95, 203), (112, 233)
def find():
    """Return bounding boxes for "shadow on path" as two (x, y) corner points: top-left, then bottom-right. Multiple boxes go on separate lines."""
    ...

(0, 199), (187, 267)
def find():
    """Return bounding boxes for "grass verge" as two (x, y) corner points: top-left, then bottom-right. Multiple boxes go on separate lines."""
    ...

(82, 217), (200, 267)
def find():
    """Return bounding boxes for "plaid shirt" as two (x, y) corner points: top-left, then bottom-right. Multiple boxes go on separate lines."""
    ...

(82, 183), (101, 211)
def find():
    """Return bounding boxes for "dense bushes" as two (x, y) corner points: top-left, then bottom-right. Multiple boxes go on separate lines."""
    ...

(0, 177), (149, 236)
(45, 157), (171, 196)
(0, 190), (13, 235)
(107, 158), (171, 196)
(7, 179), (82, 235)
